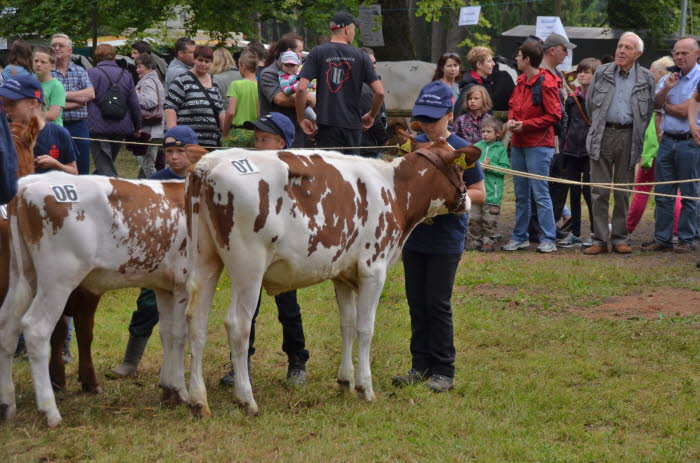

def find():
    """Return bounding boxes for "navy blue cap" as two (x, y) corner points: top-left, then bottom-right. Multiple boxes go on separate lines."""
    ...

(163, 125), (198, 147)
(411, 81), (454, 120)
(330, 12), (359, 29)
(243, 112), (295, 149)
(0, 75), (44, 104)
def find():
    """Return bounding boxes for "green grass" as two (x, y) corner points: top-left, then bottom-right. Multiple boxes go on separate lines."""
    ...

(2, 153), (699, 462)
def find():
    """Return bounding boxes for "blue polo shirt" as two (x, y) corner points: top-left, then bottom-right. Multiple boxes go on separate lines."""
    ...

(0, 112), (17, 204)
(33, 123), (77, 174)
(403, 133), (484, 255)
(149, 168), (184, 180)
(657, 63), (700, 133)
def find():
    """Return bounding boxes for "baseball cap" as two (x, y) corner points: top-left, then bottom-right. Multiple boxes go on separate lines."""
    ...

(0, 75), (44, 104)
(163, 126), (198, 147)
(543, 33), (576, 50)
(280, 51), (301, 65)
(411, 81), (454, 121)
(243, 112), (295, 149)
(330, 12), (359, 30)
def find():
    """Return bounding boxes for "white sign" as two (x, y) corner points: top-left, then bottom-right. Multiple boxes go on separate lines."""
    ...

(358, 5), (384, 47)
(230, 159), (260, 175)
(536, 16), (573, 71)
(458, 6), (481, 26)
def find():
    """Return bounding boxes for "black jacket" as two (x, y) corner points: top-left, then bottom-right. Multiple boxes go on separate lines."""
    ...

(560, 89), (590, 158)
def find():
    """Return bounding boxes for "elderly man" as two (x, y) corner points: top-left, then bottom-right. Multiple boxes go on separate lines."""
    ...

(50, 33), (95, 175)
(642, 37), (700, 253)
(296, 11), (384, 156)
(583, 32), (655, 255)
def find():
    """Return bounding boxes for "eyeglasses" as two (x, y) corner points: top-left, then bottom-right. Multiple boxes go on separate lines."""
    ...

(51, 43), (67, 49)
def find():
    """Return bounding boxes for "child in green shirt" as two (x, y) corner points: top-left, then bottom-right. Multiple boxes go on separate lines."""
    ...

(222, 51), (259, 147)
(32, 46), (65, 126)
(469, 117), (510, 252)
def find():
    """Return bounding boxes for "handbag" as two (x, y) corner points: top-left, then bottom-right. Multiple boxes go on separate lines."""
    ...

(141, 76), (163, 126)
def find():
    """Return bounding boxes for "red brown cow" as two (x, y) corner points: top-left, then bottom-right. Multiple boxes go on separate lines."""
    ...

(185, 140), (480, 417)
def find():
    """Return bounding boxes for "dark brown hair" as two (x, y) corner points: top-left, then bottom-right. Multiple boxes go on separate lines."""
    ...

(519, 41), (544, 68)
(576, 57), (602, 74)
(431, 53), (462, 82)
(135, 54), (156, 70)
(194, 45), (214, 61)
(265, 33), (303, 67)
(8, 40), (34, 71)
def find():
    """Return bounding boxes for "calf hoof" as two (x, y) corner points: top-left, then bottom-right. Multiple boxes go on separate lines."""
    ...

(355, 385), (376, 402)
(45, 411), (62, 428)
(81, 383), (101, 394)
(336, 379), (354, 392)
(190, 401), (211, 419)
(244, 402), (259, 417)
(161, 387), (174, 404)
(0, 403), (16, 421)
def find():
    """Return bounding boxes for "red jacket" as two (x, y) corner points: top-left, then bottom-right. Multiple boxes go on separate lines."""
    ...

(508, 69), (562, 148)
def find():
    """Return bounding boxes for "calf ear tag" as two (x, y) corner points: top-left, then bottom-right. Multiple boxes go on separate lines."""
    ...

(230, 158), (260, 175)
(50, 184), (80, 202)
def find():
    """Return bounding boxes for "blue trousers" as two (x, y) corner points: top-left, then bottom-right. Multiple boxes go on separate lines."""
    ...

(63, 120), (90, 175)
(654, 137), (700, 246)
(510, 146), (557, 243)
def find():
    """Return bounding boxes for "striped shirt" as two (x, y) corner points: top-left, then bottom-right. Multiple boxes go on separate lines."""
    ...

(164, 72), (224, 147)
(51, 63), (93, 122)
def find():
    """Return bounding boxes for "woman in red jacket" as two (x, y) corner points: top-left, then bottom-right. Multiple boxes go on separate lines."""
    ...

(502, 39), (562, 253)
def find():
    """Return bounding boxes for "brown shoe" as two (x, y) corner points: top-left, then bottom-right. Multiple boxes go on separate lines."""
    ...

(674, 242), (696, 254)
(582, 244), (608, 255)
(613, 243), (632, 254)
(640, 241), (673, 252)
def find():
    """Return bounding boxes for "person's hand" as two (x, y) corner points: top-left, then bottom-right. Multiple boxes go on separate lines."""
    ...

(508, 120), (523, 132)
(664, 72), (680, 90)
(300, 119), (317, 136)
(482, 158), (491, 166)
(691, 124), (700, 145)
(35, 155), (59, 170)
(361, 112), (375, 130)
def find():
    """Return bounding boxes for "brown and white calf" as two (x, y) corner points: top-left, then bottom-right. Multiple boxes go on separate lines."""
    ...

(185, 139), (480, 416)
(0, 160), (206, 426)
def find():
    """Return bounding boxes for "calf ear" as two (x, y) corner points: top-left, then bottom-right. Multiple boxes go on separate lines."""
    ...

(396, 126), (416, 154)
(452, 145), (481, 166)
(185, 144), (209, 164)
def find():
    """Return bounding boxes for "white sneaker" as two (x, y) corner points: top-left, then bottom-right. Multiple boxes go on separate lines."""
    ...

(502, 239), (530, 251)
(537, 241), (557, 253)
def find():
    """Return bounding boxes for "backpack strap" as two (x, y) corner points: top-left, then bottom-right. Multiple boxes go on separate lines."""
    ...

(571, 91), (591, 127)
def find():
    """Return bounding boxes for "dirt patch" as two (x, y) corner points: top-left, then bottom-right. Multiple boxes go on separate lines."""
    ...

(570, 289), (700, 320)
(455, 283), (519, 300)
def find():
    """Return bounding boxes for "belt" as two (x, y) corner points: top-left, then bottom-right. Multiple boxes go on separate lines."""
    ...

(605, 122), (633, 130)
(663, 131), (693, 141)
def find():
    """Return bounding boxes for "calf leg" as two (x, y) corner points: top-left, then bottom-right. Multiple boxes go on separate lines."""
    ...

(70, 289), (101, 393)
(48, 315), (69, 391)
(23, 286), (75, 427)
(333, 280), (357, 391)
(155, 289), (188, 405)
(354, 273), (386, 401)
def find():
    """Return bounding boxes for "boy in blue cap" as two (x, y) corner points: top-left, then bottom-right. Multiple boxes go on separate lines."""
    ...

(0, 74), (77, 174)
(108, 126), (204, 377)
(393, 81), (485, 393)
(219, 112), (310, 386)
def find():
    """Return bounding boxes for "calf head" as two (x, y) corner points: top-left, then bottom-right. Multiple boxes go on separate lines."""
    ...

(185, 144), (209, 173)
(12, 116), (40, 178)
(411, 137), (481, 215)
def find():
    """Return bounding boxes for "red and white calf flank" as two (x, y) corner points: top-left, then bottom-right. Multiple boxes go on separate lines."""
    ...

(0, 172), (190, 427)
(185, 142), (478, 416)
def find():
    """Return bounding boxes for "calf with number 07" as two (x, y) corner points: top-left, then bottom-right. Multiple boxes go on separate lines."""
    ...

(185, 139), (481, 417)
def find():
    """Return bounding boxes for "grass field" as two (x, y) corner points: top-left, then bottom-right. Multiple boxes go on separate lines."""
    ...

(1, 152), (699, 462)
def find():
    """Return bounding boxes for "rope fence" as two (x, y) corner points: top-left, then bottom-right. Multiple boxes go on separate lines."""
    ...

(70, 135), (700, 200)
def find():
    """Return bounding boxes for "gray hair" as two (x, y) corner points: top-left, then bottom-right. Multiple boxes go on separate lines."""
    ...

(620, 31), (644, 53)
(51, 33), (72, 48)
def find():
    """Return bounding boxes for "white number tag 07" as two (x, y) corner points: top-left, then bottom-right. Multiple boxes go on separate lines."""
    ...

(230, 158), (260, 175)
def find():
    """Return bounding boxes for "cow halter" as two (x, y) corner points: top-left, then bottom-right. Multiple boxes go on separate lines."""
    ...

(413, 148), (467, 198)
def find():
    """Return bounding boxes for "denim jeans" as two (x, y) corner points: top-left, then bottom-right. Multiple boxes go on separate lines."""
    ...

(510, 146), (557, 243)
(63, 119), (91, 175)
(654, 136), (700, 246)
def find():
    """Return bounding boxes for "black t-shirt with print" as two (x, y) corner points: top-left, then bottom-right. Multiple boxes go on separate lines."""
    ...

(299, 42), (379, 130)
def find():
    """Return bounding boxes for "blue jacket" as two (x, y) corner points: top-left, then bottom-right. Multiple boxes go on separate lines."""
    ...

(0, 112), (17, 204)
(87, 61), (142, 136)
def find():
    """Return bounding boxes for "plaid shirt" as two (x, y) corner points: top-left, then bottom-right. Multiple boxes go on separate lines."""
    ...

(454, 111), (490, 145)
(51, 63), (93, 122)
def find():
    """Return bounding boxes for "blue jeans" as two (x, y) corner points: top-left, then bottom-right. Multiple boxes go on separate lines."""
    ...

(63, 120), (91, 175)
(654, 137), (700, 246)
(511, 146), (557, 243)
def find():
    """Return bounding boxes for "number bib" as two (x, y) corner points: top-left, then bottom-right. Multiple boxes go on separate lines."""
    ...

(50, 185), (79, 202)
(230, 158), (260, 175)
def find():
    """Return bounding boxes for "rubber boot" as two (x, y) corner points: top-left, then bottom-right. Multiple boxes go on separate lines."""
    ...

(105, 335), (149, 379)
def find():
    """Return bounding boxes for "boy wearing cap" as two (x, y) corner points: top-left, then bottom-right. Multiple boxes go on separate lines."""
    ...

(0, 75), (77, 175)
(296, 11), (384, 155)
(393, 81), (485, 393)
(217, 112), (310, 386)
(109, 126), (204, 378)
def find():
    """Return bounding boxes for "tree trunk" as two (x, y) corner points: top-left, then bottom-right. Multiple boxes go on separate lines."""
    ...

(372, 0), (416, 61)
(431, 16), (447, 62)
(410, 0), (431, 61)
(445, 14), (465, 53)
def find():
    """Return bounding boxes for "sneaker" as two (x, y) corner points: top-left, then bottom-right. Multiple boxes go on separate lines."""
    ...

(392, 369), (428, 387)
(672, 235), (679, 244)
(479, 243), (495, 253)
(286, 367), (307, 385)
(556, 228), (568, 240)
(427, 374), (454, 393)
(558, 233), (582, 248)
(641, 241), (673, 252)
(537, 241), (557, 253)
(674, 242), (696, 254)
(62, 340), (73, 364)
(582, 238), (593, 248)
(502, 239), (530, 251)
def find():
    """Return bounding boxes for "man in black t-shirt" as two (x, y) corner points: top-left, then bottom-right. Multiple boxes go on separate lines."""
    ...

(296, 11), (385, 155)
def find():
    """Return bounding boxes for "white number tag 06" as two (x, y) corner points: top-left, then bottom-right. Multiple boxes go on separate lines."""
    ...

(50, 184), (79, 202)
